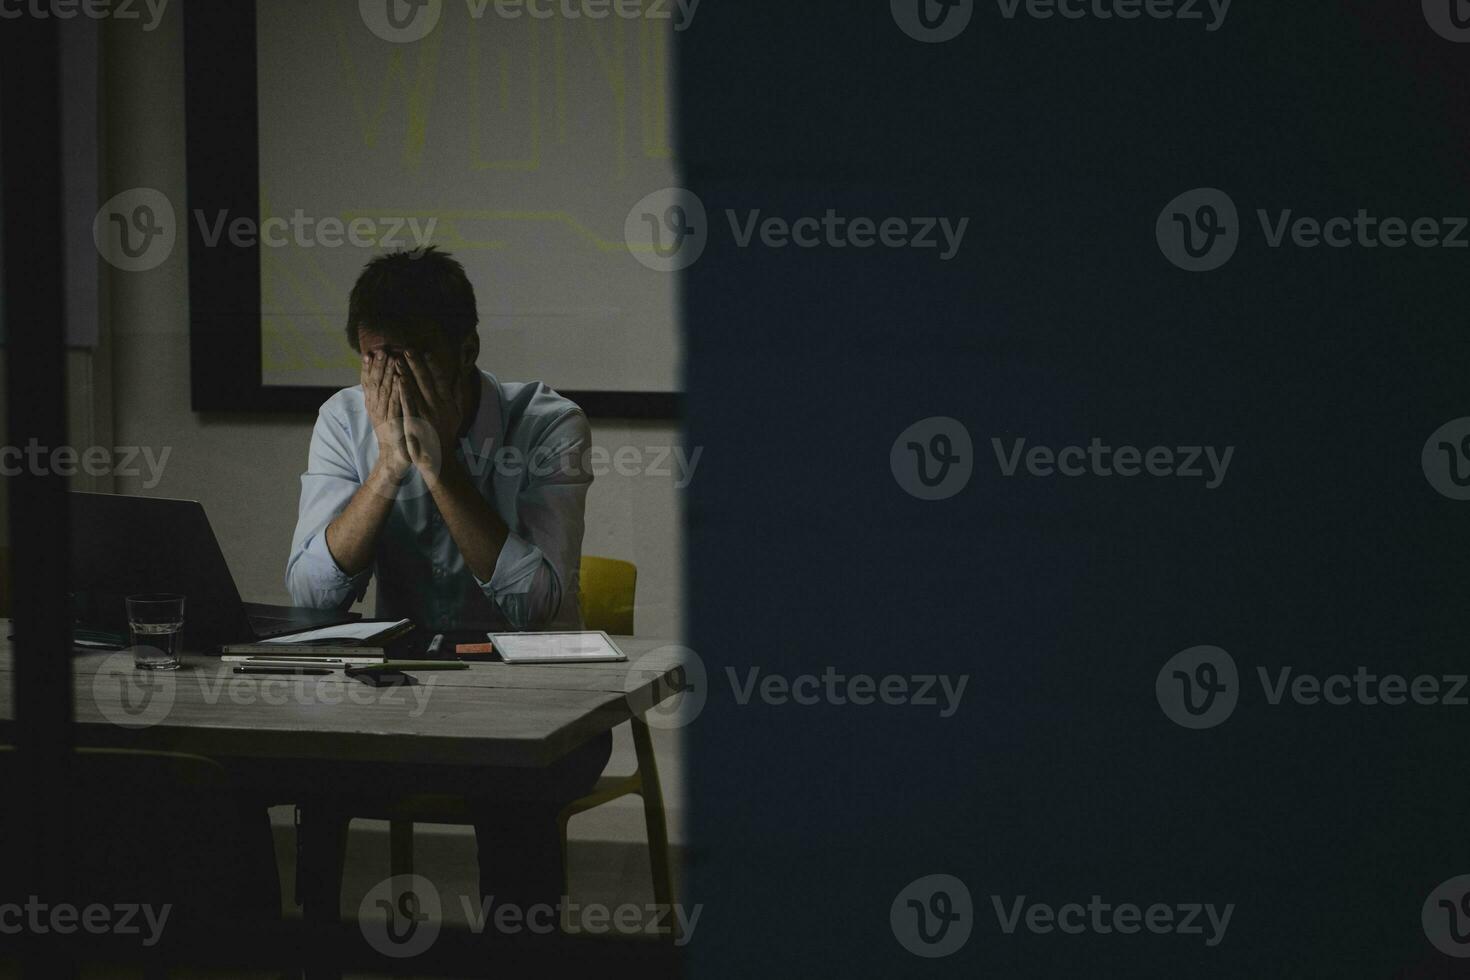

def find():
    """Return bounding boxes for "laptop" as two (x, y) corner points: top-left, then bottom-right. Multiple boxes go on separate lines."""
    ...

(68, 492), (359, 652)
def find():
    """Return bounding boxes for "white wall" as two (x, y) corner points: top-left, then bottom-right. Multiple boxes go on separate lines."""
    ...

(103, 11), (685, 639)
(99, 5), (685, 845)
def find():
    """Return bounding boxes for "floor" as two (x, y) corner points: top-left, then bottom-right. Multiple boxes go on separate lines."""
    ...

(1, 723), (687, 977)
(4, 826), (684, 979)
(283, 816), (684, 979)
(271, 813), (673, 929)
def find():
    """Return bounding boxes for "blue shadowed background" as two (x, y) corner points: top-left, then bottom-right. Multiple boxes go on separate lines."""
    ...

(682, 3), (1470, 976)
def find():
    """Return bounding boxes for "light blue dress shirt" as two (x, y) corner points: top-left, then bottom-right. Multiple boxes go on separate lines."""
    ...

(286, 370), (591, 631)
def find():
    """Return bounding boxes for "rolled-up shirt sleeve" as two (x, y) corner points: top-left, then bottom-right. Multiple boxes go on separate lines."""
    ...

(286, 399), (373, 610)
(473, 409), (592, 629)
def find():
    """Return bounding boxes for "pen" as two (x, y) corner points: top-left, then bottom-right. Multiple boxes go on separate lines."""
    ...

(234, 666), (333, 676)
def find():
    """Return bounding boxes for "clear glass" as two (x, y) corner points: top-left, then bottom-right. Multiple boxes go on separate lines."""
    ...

(125, 593), (185, 670)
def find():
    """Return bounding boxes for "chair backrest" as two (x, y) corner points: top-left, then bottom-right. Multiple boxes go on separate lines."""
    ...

(578, 555), (637, 635)
(0, 746), (279, 927)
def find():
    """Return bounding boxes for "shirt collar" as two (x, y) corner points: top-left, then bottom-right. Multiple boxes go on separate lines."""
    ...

(459, 370), (504, 460)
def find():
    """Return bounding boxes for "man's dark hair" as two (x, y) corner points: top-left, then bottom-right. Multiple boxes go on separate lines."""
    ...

(345, 246), (479, 352)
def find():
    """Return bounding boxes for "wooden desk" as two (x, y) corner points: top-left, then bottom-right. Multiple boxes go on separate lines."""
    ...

(0, 627), (688, 947)
(0, 629), (686, 769)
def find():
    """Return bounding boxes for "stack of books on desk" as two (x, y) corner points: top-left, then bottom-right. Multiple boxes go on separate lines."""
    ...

(219, 618), (414, 666)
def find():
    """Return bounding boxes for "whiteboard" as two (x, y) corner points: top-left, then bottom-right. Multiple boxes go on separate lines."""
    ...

(254, 0), (681, 394)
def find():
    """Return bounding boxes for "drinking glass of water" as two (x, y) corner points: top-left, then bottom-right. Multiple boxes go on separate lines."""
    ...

(126, 593), (185, 670)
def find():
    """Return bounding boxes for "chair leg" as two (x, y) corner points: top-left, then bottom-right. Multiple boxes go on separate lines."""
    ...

(630, 716), (677, 941)
(389, 818), (414, 880)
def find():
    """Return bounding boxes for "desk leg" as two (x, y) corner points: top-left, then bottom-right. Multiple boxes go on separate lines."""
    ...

(296, 803), (349, 980)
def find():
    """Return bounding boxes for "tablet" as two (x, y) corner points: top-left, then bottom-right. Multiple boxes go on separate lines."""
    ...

(488, 631), (628, 664)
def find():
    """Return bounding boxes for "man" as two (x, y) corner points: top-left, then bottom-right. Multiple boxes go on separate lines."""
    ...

(288, 248), (589, 633)
(285, 247), (609, 917)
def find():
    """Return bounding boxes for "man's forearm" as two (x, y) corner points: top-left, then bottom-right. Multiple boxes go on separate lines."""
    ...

(324, 462), (402, 576)
(428, 457), (509, 582)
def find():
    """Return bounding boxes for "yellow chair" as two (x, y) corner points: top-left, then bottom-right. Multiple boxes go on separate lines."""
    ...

(382, 555), (679, 937)
(578, 555), (637, 636)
